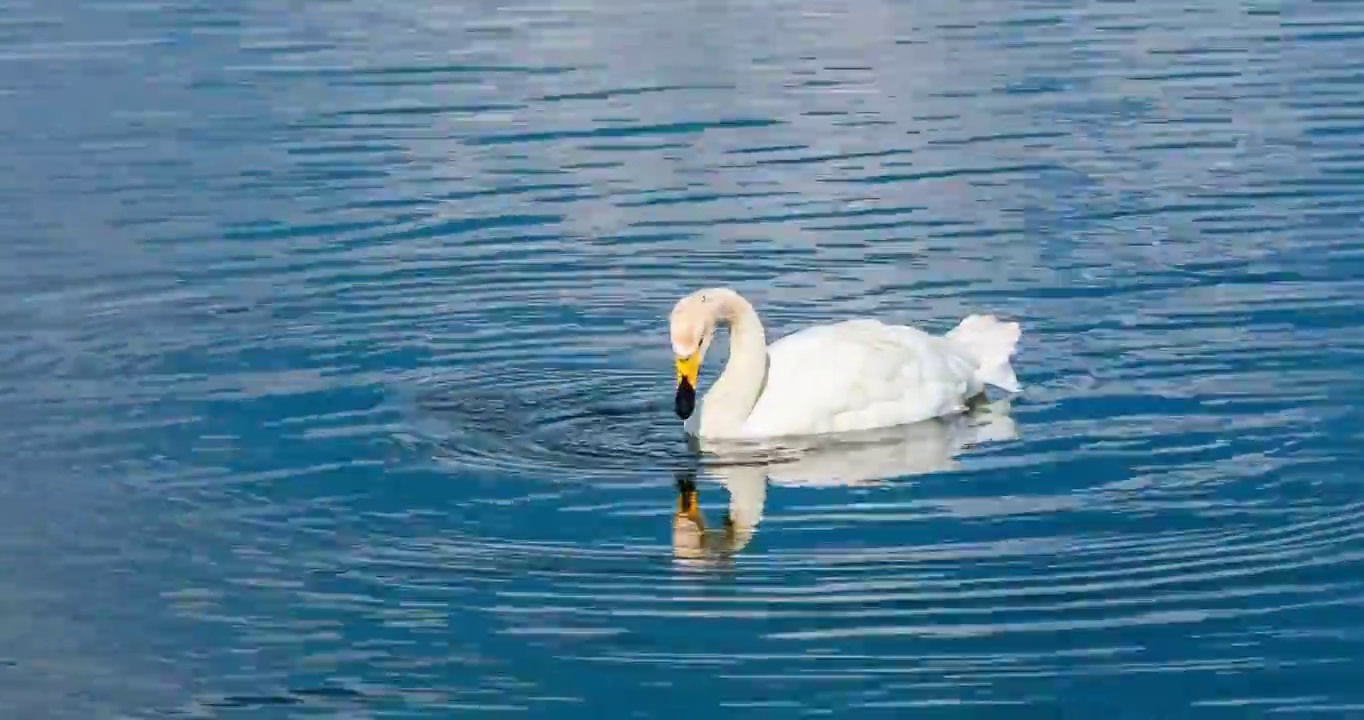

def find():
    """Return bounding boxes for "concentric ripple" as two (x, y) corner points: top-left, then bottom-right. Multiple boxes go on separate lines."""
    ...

(396, 365), (689, 480)
(3, 0), (1364, 716)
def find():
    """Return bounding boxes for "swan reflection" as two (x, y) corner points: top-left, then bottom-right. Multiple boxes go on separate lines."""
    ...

(671, 398), (1019, 561)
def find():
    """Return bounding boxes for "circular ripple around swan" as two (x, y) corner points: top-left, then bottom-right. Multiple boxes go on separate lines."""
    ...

(308, 473), (1364, 712)
(393, 364), (691, 482)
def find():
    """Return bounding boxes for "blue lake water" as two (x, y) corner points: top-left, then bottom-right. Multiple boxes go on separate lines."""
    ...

(3, 0), (1364, 716)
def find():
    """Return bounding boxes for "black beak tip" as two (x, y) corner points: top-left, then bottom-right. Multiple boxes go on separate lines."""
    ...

(674, 378), (696, 419)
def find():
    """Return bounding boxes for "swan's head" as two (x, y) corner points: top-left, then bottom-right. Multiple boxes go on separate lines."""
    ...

(669, 289), (725, 419)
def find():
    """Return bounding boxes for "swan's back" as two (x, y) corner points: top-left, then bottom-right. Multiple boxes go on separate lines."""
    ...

(740, 319), (981, 437)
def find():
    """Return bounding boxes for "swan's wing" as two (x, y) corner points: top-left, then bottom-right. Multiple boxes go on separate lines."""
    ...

(742, 319), (981, 436)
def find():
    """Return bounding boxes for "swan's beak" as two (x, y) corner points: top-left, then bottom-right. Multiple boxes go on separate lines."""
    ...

(674, 354), (699, 419)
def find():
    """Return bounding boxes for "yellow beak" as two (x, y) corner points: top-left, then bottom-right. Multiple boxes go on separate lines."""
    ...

(675, 354), (700, 389)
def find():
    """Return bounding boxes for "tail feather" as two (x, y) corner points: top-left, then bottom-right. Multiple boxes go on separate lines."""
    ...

(946, 314), (1022, 393)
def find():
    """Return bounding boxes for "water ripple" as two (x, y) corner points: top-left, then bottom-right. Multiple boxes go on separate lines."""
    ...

(2, 0), (1364, 716)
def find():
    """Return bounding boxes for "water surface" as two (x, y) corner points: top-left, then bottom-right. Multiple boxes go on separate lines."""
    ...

(2, 0), (1364, 716)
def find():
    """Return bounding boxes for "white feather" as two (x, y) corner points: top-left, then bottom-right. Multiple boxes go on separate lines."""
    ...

(671, 288), (1023, 440)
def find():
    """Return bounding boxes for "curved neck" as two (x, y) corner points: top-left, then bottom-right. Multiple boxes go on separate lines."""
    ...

(699, 291), (768, 435)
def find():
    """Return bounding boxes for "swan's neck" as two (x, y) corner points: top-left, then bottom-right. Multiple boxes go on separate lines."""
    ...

(699, 292), (768, 436)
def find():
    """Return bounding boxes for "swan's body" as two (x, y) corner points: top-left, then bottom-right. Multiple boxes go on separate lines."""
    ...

(669, 288), (1021, 440)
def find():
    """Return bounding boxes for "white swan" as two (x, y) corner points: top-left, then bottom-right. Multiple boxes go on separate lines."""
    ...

(669, 287), (1022, 439)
